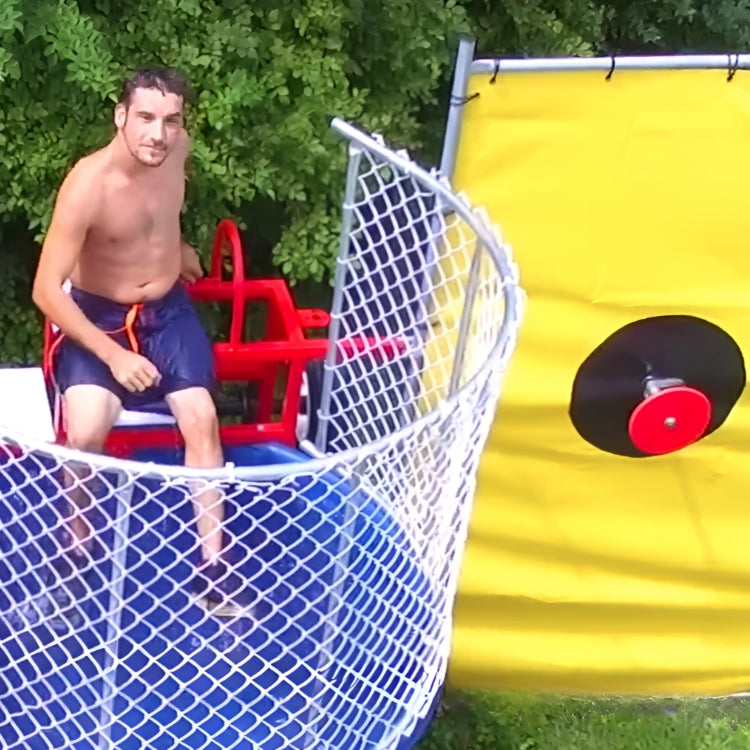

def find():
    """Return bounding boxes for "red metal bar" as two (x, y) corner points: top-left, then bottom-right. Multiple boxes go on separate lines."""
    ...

(43, 219), (335, 455)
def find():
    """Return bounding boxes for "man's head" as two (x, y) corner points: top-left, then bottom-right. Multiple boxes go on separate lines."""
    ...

(114, 68), (193, 167)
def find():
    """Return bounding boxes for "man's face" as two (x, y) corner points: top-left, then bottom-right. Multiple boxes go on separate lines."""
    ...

(114, 87), (184, 167)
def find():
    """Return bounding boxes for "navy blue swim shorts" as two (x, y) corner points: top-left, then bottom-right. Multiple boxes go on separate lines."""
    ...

(54, 284), (216, 411)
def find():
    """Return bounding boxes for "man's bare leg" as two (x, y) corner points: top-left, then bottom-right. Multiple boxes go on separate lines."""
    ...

(44, 385), (121, 621)
(166, 387), (224, 562)
(166, 388), (246, 616)
(62, 385), (122, 556)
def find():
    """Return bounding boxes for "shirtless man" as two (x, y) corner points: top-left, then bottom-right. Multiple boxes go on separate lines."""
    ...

(32, 68), (241, 616)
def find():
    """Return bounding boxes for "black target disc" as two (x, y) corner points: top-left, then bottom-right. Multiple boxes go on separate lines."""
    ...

(569, 316), (745, 457)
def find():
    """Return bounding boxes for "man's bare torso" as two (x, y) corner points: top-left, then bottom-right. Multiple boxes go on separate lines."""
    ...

(69, 138), (186, 304)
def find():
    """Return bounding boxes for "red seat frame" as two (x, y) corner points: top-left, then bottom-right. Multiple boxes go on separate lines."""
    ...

(42, 219), (330, 458)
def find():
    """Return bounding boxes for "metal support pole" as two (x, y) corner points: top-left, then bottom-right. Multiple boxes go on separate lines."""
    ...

(448, 241), (484, 397)
(314, 142), (363, 453)
(439, 35), (476, 182)
(97, 474), (135, 750)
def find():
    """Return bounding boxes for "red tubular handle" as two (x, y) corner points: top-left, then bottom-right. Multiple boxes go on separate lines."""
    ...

(208, 219), (246, 345)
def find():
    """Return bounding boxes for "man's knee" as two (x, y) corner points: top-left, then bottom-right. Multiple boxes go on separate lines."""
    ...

(175, 394), (220, 443)
(63, 384), (121, 453)
(65, 422), (108, 453)
(66, 426), (107, 453)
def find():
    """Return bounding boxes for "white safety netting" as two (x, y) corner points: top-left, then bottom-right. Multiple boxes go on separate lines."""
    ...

(0, 119), (523, 750)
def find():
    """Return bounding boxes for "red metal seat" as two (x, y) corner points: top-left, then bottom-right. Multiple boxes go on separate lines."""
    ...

(42, 219), (330, 457)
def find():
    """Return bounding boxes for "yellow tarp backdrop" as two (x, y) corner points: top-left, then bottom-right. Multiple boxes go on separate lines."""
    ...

(449, 67), (750, 695)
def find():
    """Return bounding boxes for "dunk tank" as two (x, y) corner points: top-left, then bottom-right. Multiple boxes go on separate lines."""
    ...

(0, 120), (523, 748)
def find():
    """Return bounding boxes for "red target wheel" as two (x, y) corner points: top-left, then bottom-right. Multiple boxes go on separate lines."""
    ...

(627, 386), (712, 455)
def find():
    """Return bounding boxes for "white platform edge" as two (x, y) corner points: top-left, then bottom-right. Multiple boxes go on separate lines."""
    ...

(0, 367), (56, 442)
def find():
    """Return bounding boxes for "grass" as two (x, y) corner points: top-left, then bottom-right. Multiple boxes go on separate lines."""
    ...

(416, 688), (750, 749)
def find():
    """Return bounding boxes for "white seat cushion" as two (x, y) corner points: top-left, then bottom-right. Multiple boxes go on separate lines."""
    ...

(115, 409), (176, 427)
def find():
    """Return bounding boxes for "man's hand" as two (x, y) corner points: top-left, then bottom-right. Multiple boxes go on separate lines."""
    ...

(180, 242), (204, 284)
(107, 348), (161, 393)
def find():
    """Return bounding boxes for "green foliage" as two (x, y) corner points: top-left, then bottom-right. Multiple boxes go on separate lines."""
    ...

(0, 0), (467, 263)
(462, 0), (605, 57)
(418, 689), (750, 750)
(462, 0), (750, 58)
(0, 0), (466, 361)
(0, 224), (41, 365)
(0, 0), (465, 362)
(599, 0), (750, 54)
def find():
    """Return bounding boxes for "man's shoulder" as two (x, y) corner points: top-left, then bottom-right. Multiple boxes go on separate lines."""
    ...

(53, 151), (112, 224)
(59, 148), (110, 201)
(69, 147), (109, 181)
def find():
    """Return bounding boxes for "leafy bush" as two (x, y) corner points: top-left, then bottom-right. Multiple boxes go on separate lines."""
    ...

(0, 0), (468, 269)
(0, 221), (41, 364)
(0, 0), (469, 362)
(462, 0), (750, 58)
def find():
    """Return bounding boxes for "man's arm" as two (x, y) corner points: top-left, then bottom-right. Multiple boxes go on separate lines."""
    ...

(32, 164), (123, 365)
(32, 163), (160, 392)
(179, 240), (204, 284)
(174, 130), (203, 284)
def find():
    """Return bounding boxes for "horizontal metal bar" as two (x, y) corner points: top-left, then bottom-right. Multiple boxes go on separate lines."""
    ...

(471, 54), (749, 75)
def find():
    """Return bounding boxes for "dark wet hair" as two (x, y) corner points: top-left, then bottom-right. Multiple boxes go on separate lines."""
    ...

(118, 68), (195, 108)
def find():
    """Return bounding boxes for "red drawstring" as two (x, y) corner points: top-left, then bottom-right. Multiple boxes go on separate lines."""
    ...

(48, 302), (143, 385)
(122, 303), (143, 354)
